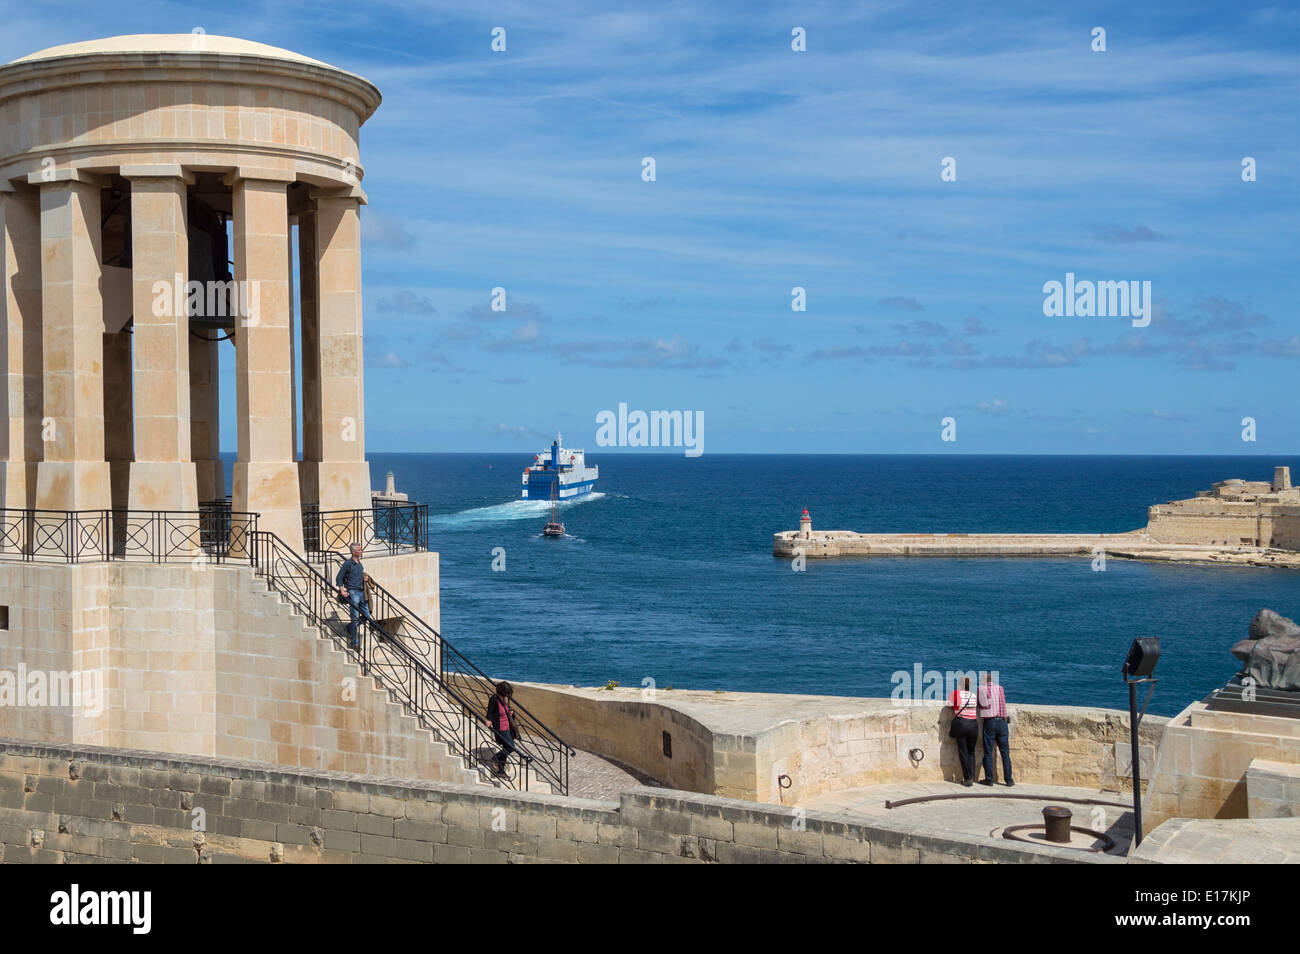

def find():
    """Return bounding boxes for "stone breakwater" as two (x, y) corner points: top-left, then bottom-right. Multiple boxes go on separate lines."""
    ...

(775, 468), (1300, 569)
(772, 529), (1300, 568)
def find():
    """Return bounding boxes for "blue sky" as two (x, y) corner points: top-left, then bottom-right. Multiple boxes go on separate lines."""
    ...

(3, 1), (1297, 454)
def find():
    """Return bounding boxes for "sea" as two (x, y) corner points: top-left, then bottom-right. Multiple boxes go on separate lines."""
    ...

(358, 453), (1298, 718)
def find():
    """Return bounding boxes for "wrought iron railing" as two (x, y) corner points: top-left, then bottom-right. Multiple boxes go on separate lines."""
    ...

(302, 502), (428, 560)
(320, 551), (572, 795)
(259, 537), (571, 794)
(0, 508), (257, 563)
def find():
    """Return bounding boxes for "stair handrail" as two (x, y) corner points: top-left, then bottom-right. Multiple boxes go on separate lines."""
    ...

(320, 550), (575, 791)
(250, 531), (570, 794)
(249, 531), (534, 789)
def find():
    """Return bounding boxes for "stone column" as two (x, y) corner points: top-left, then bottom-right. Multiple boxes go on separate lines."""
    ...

(228, 172), (303, 552)
(0, 186), (42, 551)
(124, 169), (198, 515)
(299, 189), (370, 514)
(32, 172), (111, 513)
(188, 333), (224, 502)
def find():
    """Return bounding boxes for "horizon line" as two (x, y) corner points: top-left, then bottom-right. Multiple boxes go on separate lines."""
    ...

(214, 450), (1298, 459)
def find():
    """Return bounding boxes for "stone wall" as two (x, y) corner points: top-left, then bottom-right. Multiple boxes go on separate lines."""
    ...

(0, 562), (113, 747)
(0, 739), (1117, 864)
(513, 684), (1164, 804)
(1245, 759), (1300, 818)
(1270, 511), (1300, 549)
(749, 704), (1163, 805)
(365, 551), (439, 671)
(1147, 501), (1300, 549)
(511, 684), (716, 794)
(0, 561), (474, 784)
(1143, 702), (1300, 829)
(1147, 508), (1259, 546)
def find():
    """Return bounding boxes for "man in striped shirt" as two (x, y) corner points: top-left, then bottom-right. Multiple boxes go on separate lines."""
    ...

(978, 673), (1014, 786)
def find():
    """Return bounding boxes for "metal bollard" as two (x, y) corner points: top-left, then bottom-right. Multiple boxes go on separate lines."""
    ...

(1043, 805), (1072, 843)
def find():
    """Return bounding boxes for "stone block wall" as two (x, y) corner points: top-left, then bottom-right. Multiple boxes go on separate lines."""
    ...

(1245, 758), (1300, 818)
(0, 562), (114, 746)
(750, 704), (1163, 805)
(1147, 501), (1300, 549)
(1143, 703), (1300, 829)
(0, 561), (474, 785)
(1147, 504), (1262, 546)
(364, 551), (439, 670)
(0, 739), (1117, 864)
(1268, 510), (1300, 549)
(512, 685), (1164, 805)
(209, 568), (471, 782)
(511, 684), (715, 794)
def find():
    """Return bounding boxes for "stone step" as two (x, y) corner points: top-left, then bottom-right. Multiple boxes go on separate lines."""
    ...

(251, 564), (548, 792)
(234, 563), (483, 788)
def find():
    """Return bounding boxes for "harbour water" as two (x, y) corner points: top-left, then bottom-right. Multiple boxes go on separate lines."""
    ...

(362, 453), (1299, 718)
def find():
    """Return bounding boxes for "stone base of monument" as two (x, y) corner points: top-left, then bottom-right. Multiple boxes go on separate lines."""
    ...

(1204, 673), (1300, 720)
(1142, 696), (1300, 830)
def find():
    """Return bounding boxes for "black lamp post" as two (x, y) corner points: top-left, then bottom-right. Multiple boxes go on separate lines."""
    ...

(1122, 636), (1160, 847)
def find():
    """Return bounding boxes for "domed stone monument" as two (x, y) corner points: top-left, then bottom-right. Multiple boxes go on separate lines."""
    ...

(0, 34), (382, 549)
(0, 38), (445, 771)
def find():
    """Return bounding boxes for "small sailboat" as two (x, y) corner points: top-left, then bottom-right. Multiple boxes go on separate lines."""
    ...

(543, 483), (565, 537)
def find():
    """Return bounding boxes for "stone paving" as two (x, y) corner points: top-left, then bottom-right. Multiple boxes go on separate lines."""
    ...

(805, 780), (1136, 856)
(1130, 817), (1300, 864)
(566, 748), (662, 800)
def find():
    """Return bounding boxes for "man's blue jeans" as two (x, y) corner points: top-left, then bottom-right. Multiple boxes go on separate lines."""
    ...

(982, 716), (1013, 783)
(346, 589), (373, 646)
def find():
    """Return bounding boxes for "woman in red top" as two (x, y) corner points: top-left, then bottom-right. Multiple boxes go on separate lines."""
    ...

(486, 682), (518, 777)
(949, 676), (979, 786)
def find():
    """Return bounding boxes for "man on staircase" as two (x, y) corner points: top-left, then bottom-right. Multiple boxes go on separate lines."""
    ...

(335, 542), (375, 650)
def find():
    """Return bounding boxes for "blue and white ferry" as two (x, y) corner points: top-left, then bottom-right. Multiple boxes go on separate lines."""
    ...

(521, 434), (598, 500)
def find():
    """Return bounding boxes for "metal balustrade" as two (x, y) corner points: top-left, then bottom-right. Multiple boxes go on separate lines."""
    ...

(302, 502), (429, 560)
(0, 508), (257, 563)
(0, 500), (429, 565)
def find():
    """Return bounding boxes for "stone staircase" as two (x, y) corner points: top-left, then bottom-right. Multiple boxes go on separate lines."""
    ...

(241, 563), (554, 794)
(231, 568), (481, 786)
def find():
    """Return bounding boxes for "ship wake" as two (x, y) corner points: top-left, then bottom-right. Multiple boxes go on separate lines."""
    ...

(430, 493), (605, 529)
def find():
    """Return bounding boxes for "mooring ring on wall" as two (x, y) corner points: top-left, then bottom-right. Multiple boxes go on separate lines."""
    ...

(777, 774), (792, 790)
(908, 747), (925, 765)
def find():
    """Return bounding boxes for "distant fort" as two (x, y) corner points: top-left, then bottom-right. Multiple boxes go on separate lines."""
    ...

(774, 466), (1300, 569)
